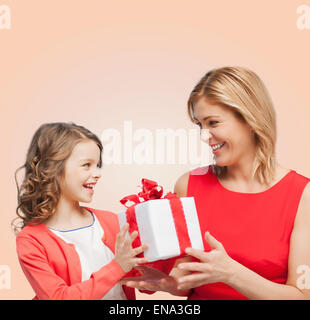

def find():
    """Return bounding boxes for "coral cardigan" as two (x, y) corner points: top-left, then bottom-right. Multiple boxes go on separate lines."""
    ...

(16, 207), (135, 300)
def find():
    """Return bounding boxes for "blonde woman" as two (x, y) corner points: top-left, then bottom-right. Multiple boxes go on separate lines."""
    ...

(122, 67), (310, 300)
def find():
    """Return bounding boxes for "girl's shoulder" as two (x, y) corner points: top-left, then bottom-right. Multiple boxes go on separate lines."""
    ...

(16, 222), (47, 241)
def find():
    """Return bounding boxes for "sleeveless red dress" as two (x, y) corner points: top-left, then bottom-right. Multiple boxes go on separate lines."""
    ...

(187, 166), (310, 300)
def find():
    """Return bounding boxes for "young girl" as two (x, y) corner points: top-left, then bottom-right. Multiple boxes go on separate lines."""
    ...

(13, 122), (148, 300)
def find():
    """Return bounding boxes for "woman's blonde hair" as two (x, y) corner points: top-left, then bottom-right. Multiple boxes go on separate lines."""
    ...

(187, 66), (277, 185)
(12, 122), (103, 233)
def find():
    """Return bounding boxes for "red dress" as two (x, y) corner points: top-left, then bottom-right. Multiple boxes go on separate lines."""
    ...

(186, 166), (310, 300)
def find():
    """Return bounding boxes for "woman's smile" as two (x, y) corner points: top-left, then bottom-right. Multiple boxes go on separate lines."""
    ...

(211, 142), (226, 153)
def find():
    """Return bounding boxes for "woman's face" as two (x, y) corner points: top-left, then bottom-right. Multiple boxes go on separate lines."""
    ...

(193, 97), (256, 168)
(58, 140), (102, 203)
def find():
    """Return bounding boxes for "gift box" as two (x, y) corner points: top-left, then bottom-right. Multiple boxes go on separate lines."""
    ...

(118, 179), (204, 263)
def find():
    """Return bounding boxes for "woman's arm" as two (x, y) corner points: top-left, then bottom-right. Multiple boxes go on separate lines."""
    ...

(178, 183), (310, 300)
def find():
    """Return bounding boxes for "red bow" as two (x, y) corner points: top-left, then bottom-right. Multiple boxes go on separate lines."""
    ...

(120, 178), (177, 207)
(119, 178), (191, 279)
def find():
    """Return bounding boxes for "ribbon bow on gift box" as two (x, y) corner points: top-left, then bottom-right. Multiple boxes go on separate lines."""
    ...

(120, 178), (177, 206)
(120, 179), (192, 268)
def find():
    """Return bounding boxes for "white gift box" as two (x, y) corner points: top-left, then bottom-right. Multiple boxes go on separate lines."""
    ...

(118, 197), (204, 262)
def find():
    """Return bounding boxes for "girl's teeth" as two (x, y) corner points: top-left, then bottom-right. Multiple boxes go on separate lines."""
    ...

(84, 184), (94, 189)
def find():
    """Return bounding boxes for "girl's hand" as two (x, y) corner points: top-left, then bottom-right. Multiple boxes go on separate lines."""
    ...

(114, 223), (149, 273)
(176, 231), (235, 290)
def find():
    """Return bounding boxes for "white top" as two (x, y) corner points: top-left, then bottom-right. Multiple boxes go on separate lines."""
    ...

(48, 211), (127, 300)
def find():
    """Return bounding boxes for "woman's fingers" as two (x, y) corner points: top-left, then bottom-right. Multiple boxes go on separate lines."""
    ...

(185, 247), (208, 261)
(177, 273), (207, 290)
(178, 262), (208, 272)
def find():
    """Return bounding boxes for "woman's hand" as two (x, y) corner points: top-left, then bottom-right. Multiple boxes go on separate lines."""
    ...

(176, 231), (235, 290)
(119, 256), (193, 296)
(119, 265), (178, 292)
(114, 223), (149, 273)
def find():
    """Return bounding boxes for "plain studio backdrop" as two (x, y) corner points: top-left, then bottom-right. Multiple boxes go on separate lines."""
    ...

(0, 0), (309, 299)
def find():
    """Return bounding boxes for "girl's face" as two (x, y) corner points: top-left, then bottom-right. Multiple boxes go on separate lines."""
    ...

(58, 140), (102, 203)
(193, 97), (256, 167)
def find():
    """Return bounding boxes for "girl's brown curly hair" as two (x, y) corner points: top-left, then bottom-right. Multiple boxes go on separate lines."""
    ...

(12, 122), (103, 233)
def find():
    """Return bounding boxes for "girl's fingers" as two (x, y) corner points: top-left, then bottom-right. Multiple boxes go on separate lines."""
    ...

(132, 244), (148, 256)
(118, 223), (129, 242)
(134, 257), (148, 265)
(129, 230), (139, 243)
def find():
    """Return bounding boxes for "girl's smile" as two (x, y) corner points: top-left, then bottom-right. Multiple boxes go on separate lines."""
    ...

(59, 140), (102, 203)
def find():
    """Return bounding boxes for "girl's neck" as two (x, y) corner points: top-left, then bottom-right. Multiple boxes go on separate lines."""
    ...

(44, 197), (91, 230)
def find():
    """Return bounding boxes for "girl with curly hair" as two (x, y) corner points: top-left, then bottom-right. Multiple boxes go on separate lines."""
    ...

(13, 122), (149, 300)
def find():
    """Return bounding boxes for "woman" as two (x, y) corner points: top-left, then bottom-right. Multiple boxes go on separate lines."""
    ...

(121, 67), (310, 299)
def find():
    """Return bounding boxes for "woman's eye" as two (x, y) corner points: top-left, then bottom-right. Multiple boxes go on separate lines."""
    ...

(83, 163), (90, 167)
(209, 121), (218, 126)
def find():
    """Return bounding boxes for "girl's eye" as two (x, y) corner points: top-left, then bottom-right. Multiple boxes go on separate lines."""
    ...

(83, 163), (91, 167)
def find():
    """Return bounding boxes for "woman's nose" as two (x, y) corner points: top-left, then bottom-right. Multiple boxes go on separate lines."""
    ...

(200, 128), (211, 144)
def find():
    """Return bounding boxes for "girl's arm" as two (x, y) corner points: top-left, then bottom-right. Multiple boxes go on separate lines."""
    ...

(17, 235), (126, 300)
(17, 223), (147, 300)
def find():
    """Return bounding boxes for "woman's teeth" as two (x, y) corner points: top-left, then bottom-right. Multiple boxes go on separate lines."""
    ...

(212, 142), (225, 151)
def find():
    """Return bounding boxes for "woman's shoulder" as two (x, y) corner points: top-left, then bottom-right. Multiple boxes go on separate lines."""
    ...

(291, 169), (310, 183)
(174, 166), (213, 197)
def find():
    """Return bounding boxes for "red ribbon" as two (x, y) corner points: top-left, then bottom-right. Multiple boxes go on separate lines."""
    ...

(120, 179), (192, 260)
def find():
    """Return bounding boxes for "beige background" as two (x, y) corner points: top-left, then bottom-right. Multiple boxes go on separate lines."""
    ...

(1, 0), (309, 299)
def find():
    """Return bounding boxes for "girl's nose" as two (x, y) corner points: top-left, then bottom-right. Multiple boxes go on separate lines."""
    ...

(92, 167), (102, 180)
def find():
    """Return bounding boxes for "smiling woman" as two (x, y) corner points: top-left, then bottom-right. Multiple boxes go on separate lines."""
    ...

(187, 66), (277, 186)
(120, 67), (310, 300)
